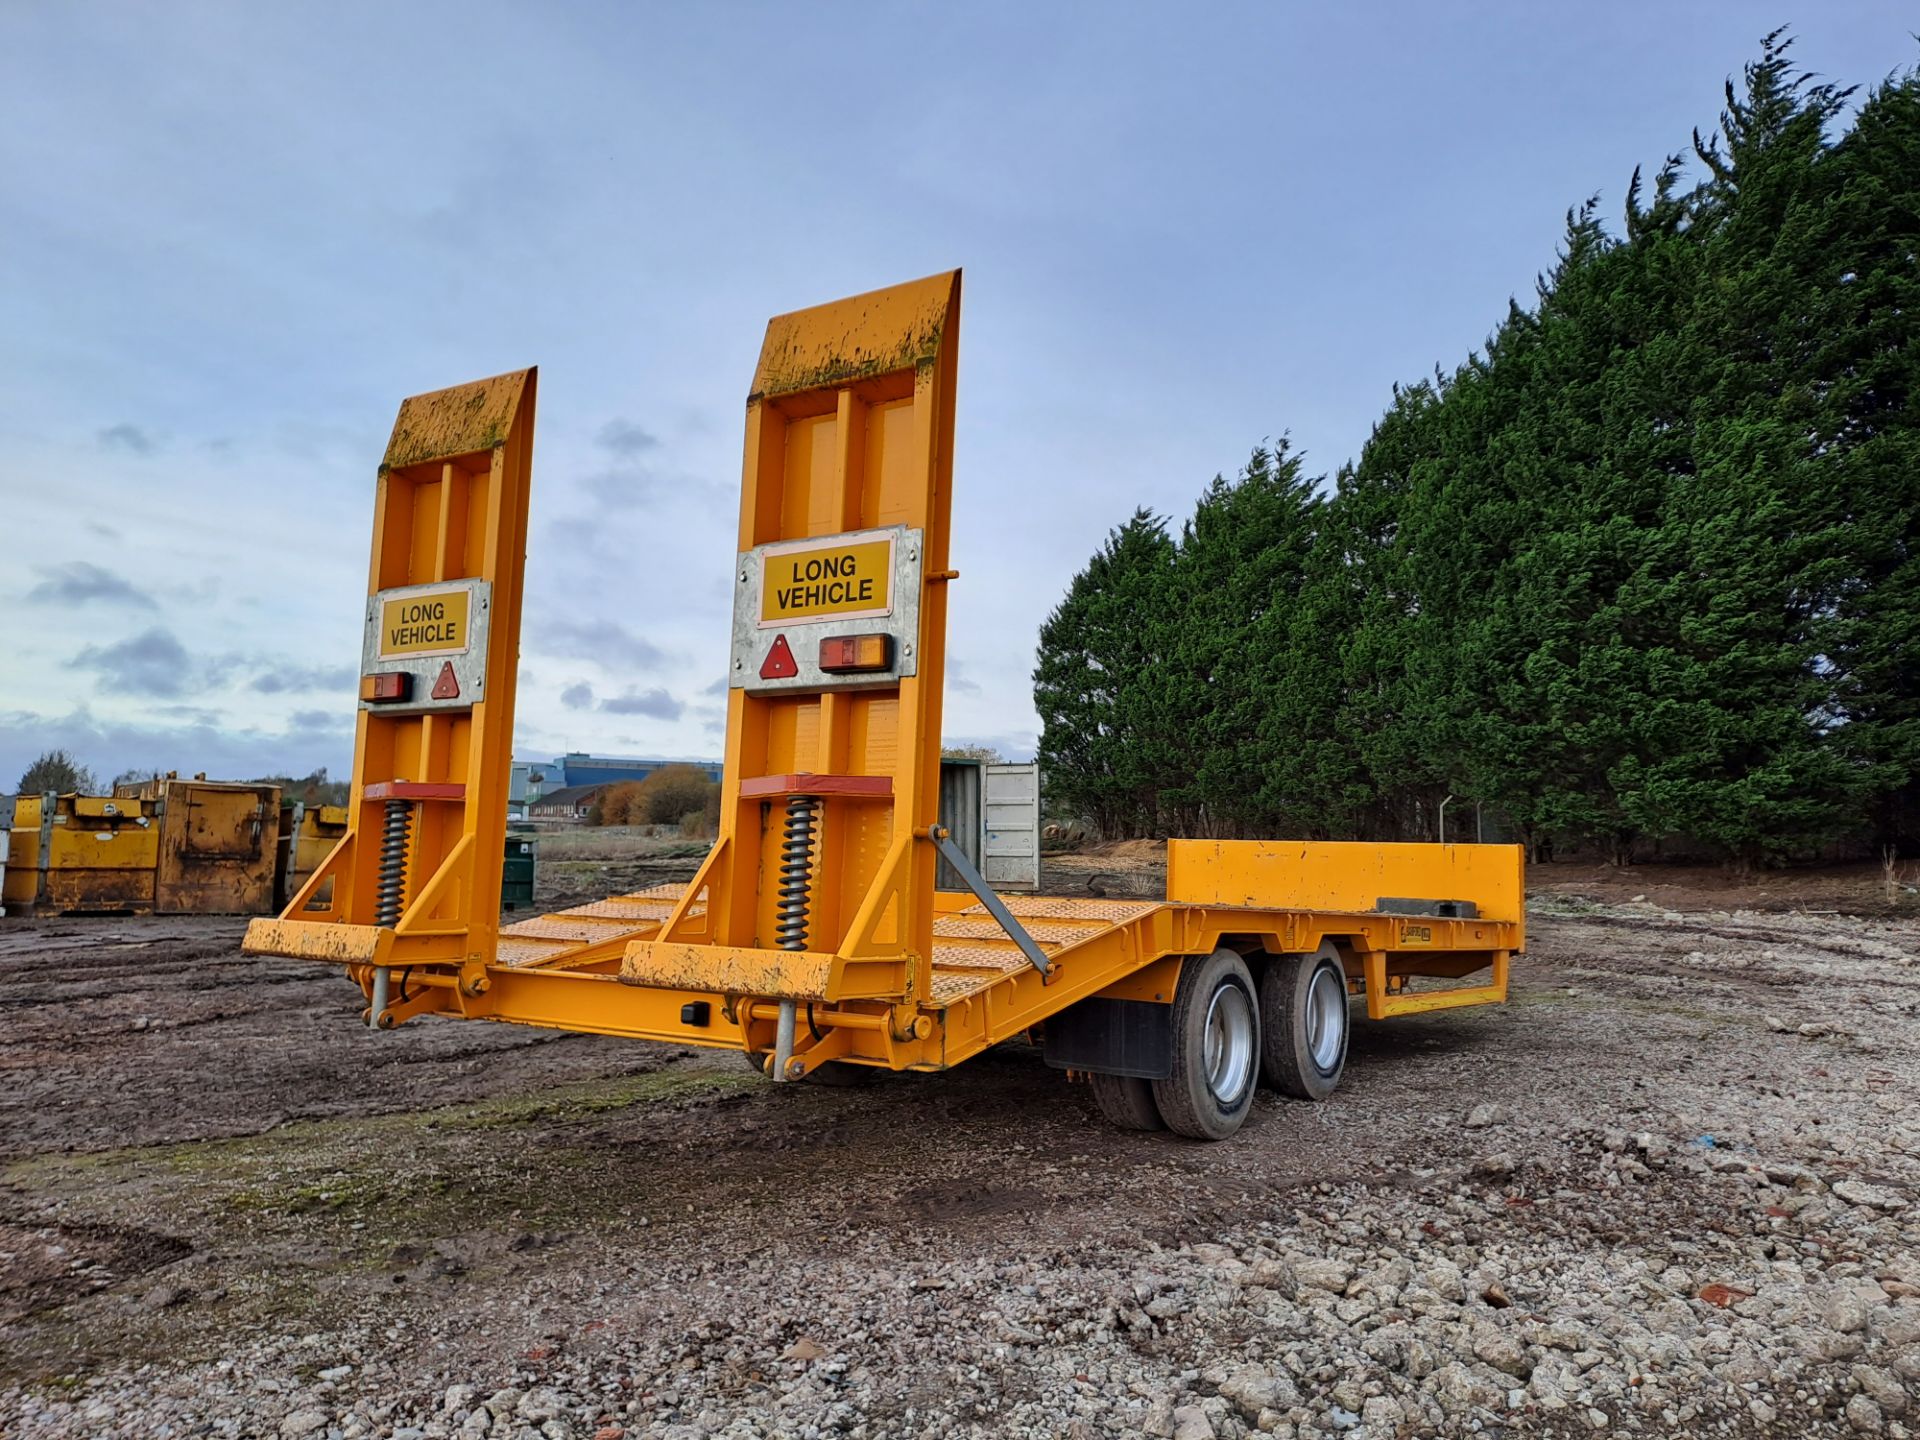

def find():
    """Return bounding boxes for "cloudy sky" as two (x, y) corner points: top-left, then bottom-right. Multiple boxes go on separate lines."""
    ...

(0, 3), (1907, 790)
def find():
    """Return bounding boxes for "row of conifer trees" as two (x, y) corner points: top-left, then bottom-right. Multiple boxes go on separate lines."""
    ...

(1035, 37), (1918, 864)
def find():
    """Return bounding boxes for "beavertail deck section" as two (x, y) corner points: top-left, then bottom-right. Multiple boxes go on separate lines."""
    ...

(244, 273), (1523, 1106)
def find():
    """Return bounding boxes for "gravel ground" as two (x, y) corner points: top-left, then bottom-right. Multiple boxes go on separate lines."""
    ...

(3, 869), (1919, 1439)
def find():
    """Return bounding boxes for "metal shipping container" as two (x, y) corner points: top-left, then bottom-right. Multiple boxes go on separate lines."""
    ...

(3, 797), (43, 912)
(935, 760), (984, 891)
(982, 762), (1041, 891)
(935, 760), (1041, 892)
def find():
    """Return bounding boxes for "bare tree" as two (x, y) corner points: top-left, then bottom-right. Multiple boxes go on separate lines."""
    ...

(17, 750), (99, 796)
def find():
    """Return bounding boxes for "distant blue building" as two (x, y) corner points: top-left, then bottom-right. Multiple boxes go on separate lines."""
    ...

(508, 753), (723, 819)
(507, 759), (565, 810)
(554, 752), (723, 788)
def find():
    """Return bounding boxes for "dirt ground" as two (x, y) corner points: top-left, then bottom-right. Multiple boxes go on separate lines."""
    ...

(3, 844), (1919, 1438)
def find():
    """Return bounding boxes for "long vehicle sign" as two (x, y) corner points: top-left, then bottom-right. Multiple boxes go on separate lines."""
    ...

(378, 587), (472, 657)
(758, 532), (894, 625)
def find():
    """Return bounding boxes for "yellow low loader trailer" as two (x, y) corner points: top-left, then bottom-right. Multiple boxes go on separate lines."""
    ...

(244, 272), (1524, 1140)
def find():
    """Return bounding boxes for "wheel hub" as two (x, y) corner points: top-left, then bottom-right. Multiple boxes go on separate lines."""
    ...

(1202, 982), (1256, 1104)
(1305, 963), (1347, 1074)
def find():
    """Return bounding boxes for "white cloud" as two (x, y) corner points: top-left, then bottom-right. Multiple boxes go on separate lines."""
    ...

(96, 422), (157, 455)
(251, 662), (356, 695)
(595, 418), (660, 456)
(67, 626), (197, 697)
(25, 561), (157, 610)
(534, 617), (669, 672)
(600, 687), (684, 720)
(0, 705), (350, 794)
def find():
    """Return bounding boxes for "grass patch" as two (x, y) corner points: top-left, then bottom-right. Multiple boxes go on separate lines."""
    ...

(1527, 894), (1606, 916)
(449, 1066), (752, 1129)
(4, 1068), (758, 1221)
(225, 1166), (458, 1220)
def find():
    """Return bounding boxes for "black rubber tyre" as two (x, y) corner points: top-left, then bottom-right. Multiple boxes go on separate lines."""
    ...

(1151, 948), (1260, 1141)
(1258, 943), (1350, 1100)
(1088, 1071), (1164, 1131)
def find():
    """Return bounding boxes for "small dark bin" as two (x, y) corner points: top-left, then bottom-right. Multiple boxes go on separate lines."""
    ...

(502, 833), (538, 911)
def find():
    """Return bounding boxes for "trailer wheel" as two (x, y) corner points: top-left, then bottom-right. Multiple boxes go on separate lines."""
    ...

(1088, 1071), (1164, 1131)
(1151, 948), (1259, 1140)
(1259, 944), (1349, 1100)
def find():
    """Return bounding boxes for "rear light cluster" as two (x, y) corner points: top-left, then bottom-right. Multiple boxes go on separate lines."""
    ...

(818, 633), (893, 673)
(361, 672), (412, 703)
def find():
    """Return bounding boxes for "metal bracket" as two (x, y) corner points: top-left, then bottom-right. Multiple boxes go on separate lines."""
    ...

(929, 828), (1050, 977)
(36, 791), (54, 912)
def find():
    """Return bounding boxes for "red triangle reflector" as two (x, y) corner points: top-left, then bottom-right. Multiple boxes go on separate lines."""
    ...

(431, 661), (461, 699)
(759, 634), (798, 680)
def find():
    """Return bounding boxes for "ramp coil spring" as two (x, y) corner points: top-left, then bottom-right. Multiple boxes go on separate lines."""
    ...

(375, 798), (412, 927)
(775, 795), (818, 951)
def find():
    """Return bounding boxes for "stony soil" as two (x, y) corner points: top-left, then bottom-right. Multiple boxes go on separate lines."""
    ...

(3, 857), (1920, 1439)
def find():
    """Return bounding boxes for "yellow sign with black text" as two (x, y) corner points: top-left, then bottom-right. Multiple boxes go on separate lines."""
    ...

(760, 536), (893, 625)
(379, 588), (471, 657)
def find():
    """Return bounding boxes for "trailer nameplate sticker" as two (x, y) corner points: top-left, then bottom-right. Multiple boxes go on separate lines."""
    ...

(758, 533), (894, 625)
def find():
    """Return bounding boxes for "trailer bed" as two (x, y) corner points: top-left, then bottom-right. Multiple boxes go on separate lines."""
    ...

(397, 850), (1522, 1080)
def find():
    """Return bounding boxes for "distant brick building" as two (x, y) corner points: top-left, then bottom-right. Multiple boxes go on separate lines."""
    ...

(525, 784), (609, 821)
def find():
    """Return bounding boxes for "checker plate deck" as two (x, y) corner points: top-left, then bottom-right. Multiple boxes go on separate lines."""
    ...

(503, 885), (1159, 1005)
(924, 895), (1160, 1007)
(497, 883), (701, 971)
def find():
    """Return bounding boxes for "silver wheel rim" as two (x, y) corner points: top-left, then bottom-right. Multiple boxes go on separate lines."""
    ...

(1305, 962), (1347, 1074)
(1203, 981), (1256, 1105)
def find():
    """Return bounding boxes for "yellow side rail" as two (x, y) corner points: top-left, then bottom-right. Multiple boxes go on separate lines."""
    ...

(1169, 839), (1523, 1019)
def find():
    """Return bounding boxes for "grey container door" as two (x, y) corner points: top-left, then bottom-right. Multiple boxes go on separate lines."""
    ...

(983, 763), (1040, 891)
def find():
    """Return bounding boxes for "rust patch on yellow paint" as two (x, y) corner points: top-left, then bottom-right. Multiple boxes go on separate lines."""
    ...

(381, 369), (532, 473)
(243, 918), (391, 965)
(620, 941), (835, 1002)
